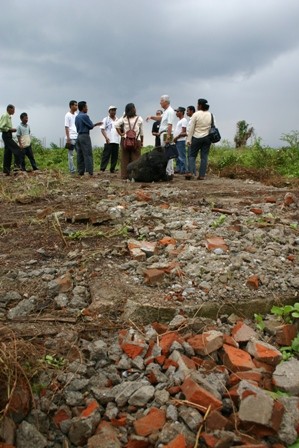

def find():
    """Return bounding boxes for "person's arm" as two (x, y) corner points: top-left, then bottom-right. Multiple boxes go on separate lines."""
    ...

(146, 114), (162, 122)
(100, 118), (110, 143)
(16, 125), (22, 147)
(114, 118), (125, 137)
(173, 126), (187, 143)
(139, 119), (144, 146)
(165, 123), (172, 143)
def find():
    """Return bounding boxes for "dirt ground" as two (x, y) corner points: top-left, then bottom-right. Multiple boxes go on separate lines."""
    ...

(0, 170), (298, 342)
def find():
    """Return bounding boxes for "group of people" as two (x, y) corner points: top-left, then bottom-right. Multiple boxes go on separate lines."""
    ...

(0, 105), (38, 175)
(1, 95), (216, 180)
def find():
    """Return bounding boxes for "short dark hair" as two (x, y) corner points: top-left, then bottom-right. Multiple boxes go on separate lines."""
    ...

(69, 100), (77, 108)
(20, 112), (27, 120)
(187, 105), (195, 113)
(78, 101), (87, 111)
(7, 104), (14, 111)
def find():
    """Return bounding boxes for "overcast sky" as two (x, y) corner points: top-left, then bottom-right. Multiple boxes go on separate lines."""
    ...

(1, 0), (299, 148)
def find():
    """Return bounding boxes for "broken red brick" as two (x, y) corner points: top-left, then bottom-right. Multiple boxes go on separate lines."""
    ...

(205, 410), (230, 431)
(205, 236), (228, 252)
(229, 371), (262, 387)
(133, 407), (166, 437)
(222, 344), (255, 372)
(246, 275), (259, 289)
(144, 268), (165, 285)
(53, 406), (72, 428)
(246, 340), (282, 366)
(159, 236), (177, 246)
(250, 208), (263, 215)
(181, 377), (222, 411)
(187, 330), (223, 356)
(275, 323), (297, 346)
(163, 434), (187, 448)
(80, 400), (99, 418)
(159, 332), (184, 355)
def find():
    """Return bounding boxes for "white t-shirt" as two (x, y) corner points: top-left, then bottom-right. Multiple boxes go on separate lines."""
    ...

(114, 116), (144, 138)
(159, 106), (176, 134)
(100, 116), (120, 144)
(65, 111), (78, 140)
(174, 117), (188, 141)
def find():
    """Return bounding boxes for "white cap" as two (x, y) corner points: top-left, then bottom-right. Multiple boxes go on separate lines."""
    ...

(108, 105), (117, 111)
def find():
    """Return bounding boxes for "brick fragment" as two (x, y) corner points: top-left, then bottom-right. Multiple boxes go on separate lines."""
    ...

(163, 434), (187, 448)
(205, 236), (228, 252)
(181, 376), (222, 411)
(246, 275), (259, 289)
(187, 330), (223, 355)
(229, 371), (262, 387)
(231, 321), (257, 342)
(246, 340), (282, 366)
(133, 407), (166, 436)
(275, 323), (297, 346)
(159, 332), (184, 355)
(144, 268), (165, 285)
(222, 344), (255, 372)
(205, 410), (230, 431)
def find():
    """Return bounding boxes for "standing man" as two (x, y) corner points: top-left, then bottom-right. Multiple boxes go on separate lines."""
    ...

(100, 106), (120, 173)
(0, 104), (25, 176)
(151, 109), (162, 147)
(173, 107), (187, 174)
(16, 112), (39, 171)
(65, 100), (78, 174)
(75, 101), (102, 177)
(147, 95), (176, 180)
(186, 105), (196, 175)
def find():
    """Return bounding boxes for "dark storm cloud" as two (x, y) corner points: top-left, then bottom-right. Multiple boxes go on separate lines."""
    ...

(1, 0), (299, 146)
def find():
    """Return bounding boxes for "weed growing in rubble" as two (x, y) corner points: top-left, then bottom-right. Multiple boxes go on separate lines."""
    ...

(210, 214), (226, 229)
(280, 334), (299, 361)
(271, 303), (299, 323)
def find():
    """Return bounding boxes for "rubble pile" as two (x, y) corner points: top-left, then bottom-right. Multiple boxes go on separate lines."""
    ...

(2, 315), (299, 447)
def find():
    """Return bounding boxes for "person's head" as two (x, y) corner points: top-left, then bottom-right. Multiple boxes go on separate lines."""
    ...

(156, 109), (162, 117)
(108, 105), (117, 118)
(160, 95), (170, 110)
(7, 104), (15, 115)
(78, 101), (88, 113)
(175, 106), (185, 118)
(69, 100), (78, 113)
(20, 112), (28, 124)
(124, 103), (136, 118)
(197, 98), (209, 111)
(186, 106), (195, 117)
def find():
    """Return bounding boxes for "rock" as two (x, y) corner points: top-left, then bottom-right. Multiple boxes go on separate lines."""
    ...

(273, 358), (299, 394)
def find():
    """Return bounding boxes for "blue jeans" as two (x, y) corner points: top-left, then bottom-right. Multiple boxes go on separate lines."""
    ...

(175, 140), (187, 173)
(189, 135), (211, 178)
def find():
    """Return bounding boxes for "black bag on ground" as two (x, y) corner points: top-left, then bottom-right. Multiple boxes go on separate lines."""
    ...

(209, 113), (221, 143)
(127, 147), (168, 182)
(164, 143), (179, 159)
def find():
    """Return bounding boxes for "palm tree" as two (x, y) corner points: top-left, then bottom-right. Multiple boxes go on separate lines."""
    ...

(234, 120), (254, 148)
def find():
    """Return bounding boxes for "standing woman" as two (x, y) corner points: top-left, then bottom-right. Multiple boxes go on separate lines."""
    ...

(186, 98), (213, 180)
(115, 103), (143, 179)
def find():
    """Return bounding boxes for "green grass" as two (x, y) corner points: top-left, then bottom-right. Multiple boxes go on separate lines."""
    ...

(1, 136), (298, 178)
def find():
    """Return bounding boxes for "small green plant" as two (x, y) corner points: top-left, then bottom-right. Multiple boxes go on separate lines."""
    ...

(271, 303), (299, 323)
(211, 214), (226, 229)
(42, 354), (65, 368)
(280, 334), (299, 361)
(288, 438), (299, 448)
(254, 313), (265, 331)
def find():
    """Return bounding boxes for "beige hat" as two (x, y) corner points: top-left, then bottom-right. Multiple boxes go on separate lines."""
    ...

(108, 105), (117, 111)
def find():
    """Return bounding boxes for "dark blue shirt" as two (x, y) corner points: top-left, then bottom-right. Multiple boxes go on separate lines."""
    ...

(75, 112), (94, 134)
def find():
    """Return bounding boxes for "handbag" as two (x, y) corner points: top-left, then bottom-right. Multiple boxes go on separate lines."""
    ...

(209, 113), (221, 143)
(164, 143), (179, 160)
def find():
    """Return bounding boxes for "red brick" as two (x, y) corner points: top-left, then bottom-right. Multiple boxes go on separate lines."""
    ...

(229, 371), (262, 387)
(222, 344), (255, 372)
(205, 410), (230, 431)
(163, 358), (179, 370)
(135, 190), (152, 202)
(223, 333), (239, 348)
(164, 434), (187, 448)
(205, 236), (228, 252)
(159, 332), (184, 355)
(200, 433), (218, 448)
(166, 386), (181, 395)
(144, 268), (164, 285)
(187, 330), (223, 355)
(159, 236), (177, 246)
(111, 416), (127, 427)
(53, 406), (72, 428)
(246, 275), (259, 289)
(133, 408), (166, 436)
(151, 322), (169, 334)
(265, 196), (276, 203)
(181, 377), (222, 411)
(252, 359), (275, 373)
(250, 208), (263, 215)
(91, 421), (120, 447)
(121, 342), (144, 359)
(246, 340), (282, 366)
(126, 440), (151, 448)
(275, 323), (297, 346)
(81, 400), (99, 418)
(284, 192), (296, 206)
